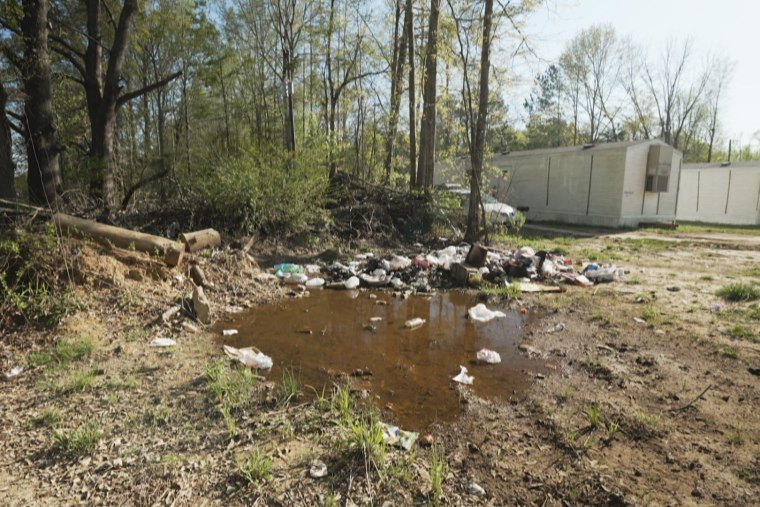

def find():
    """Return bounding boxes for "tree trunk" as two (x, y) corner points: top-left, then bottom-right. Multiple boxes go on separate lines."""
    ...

(383, 0), (407, 183)
(406, 0), (417, 189)
(22, 0), (61, 207)
(0, 82), (16, 199)
(465, 0), (493, 243)
(417, 0), (441, 193)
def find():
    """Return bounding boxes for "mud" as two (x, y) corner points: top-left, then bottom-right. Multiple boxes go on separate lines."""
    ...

(218, 290), (548, 429)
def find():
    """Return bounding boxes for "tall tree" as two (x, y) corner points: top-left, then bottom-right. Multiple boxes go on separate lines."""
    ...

(405, 0), (417, 188)
(416, 0), (441, 192)
(0, 81), (16, 199)
(21, 0), (62, 206)
(559, 25), (620, 143)
(464, 0), (493, 242)
(643, 38), (710, 149)
(382, 0), (407, 183)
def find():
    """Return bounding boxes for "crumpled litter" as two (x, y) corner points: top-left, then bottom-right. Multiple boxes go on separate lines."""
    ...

(223, 344), (273, 369)
(476, 348), (501, 364)
(150, 337), (177, 347)
(468, 303), (506, 322)
(4, 366), (23, 379)
(404, 317), (426, 329)
(380, 422), (419, 450)
(453, 365), (474, 385)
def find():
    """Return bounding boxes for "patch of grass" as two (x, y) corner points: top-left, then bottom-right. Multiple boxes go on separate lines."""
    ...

(57, 366), (102, 393)
(330, 384), (353, 423)
(237, 448), (272, 485)
(728, 426), (746, 446)
(29, 337), (94, 368)
(587, 402), (601, 429)
(700, 275), (714, 281)
(641, 306), (661, 326)
(479, 281), (521, 300)
(606, 420), (619, 440)
(31, 408), (61, 429)
(720, 348), (739, 359)
(52, 421), (102, 458)
(277, 367), (301, 406)
(125, 327), (150, 342)
(429, 443), (448, 507)
(616, 238), (673, 252)
(345, 411), (386, 469)
(742, 267), (760, 278)
(727, 325), (757, 342)
(716, 283), (760, 302)
(204, 359), (259, 436)
(624, 275), (642, 285)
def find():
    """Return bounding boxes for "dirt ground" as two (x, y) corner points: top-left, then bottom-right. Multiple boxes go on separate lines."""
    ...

(1, 229), (758, 506)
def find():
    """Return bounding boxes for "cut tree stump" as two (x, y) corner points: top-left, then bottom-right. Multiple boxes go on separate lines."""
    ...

(180, 229), (221, 253)
(52, 213), (184, 267)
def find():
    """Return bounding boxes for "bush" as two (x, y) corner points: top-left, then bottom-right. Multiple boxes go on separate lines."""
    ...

(188, 143), (329, 235)
(0, 224), (79, 329)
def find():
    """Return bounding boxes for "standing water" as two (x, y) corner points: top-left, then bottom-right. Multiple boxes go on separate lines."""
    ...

(218, 290), (548, 429)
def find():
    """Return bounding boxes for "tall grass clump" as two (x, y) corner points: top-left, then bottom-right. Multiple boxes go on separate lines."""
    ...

(716, 283), (760, 302)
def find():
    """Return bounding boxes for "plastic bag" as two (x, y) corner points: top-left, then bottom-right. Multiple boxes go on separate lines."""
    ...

(468, 303), (506, 322)
(223, 344), (273, 369)
(476, 348), (501, 364)
(305, 277), (325, 288)
(453, 365), (474, 385)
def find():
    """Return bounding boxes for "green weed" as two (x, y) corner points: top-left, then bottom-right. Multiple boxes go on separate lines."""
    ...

(720, 348), (738, 359)
(53, 422), (102, 458)
(641, 306), (661, 326)
(587, 402), (601, 429)
(57, 366), (101, 393)
(345, 411), (386, 470)
(728, 426), (746, 446)
(727, 325), (757, 342)
(429, 443), (448, 506)
(29, 337), (93, 367)
(479, 281), (521, 300)
(237, 448), (272, 485)
(716, 283), (760, 302)
(331, 384), (353, 422)
(31, 408), (61, 429)
(277, 367), (301, 406)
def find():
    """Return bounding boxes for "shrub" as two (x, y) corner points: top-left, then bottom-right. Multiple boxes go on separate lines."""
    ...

(187, 143), (329, 235)
(0, 225), (79, 328)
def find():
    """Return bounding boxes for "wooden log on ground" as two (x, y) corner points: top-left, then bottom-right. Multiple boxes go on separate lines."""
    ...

(52, 213), (184, 267)
(180, 229), (221, 253)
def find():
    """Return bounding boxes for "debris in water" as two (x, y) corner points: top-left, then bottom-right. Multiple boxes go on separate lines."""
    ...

(404, 317), (426, 329)
(453, 365), (474, 385)
(223, 344), (273, 370)
(222, 329), (238, 336)
(476, 349), (501, 364)
(369, 316), (383, 323)
(468, 303), (506, 322)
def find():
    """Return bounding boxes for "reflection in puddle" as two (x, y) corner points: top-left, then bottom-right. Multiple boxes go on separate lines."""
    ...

(219, 290), (547, 429)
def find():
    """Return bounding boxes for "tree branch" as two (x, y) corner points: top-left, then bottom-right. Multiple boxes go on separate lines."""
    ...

(116, 70), (182, 108)
(120, 169), (169, 210)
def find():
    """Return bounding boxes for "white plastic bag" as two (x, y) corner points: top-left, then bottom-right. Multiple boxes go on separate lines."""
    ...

(223, 344), (273, 370)
(468, 303), (506, 322)
(344, 276), (360, 290)
(476, 348), (501, 364)
(453, 365), (474, 385)
(305, 277), (325, 288)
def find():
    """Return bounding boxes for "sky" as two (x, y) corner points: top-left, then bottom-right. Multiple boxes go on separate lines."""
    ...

(515, 0), (759, 147)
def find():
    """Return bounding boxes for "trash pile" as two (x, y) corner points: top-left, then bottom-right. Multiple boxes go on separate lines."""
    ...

(271, 243), (626, 293)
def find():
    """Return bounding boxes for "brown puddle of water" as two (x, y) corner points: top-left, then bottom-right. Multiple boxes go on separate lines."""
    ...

(217, 290), (548, 430)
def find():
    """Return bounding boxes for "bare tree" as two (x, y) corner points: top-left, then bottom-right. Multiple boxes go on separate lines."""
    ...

(405, 0), (417, 188)
(559, 25), (621, 143)
(705, 57), (735, 162)
(643, 38), (711, 149)
(382, 0), (407, 183)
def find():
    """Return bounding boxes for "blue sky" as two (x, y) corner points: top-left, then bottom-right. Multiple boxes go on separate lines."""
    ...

(516, 0), (758, 146)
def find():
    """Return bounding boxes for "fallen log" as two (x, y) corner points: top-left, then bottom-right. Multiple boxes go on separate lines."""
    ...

(52, 213), (184, 267)
(180, 229), (221, 253)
